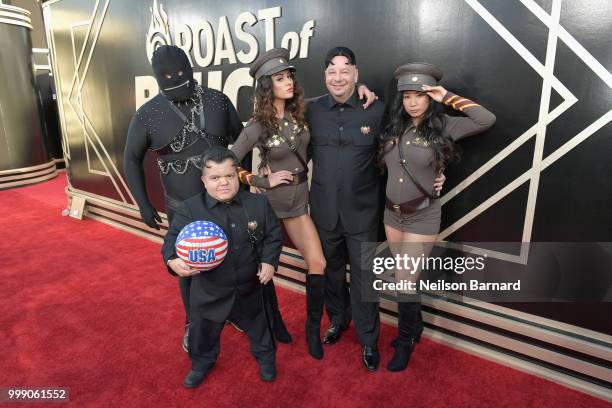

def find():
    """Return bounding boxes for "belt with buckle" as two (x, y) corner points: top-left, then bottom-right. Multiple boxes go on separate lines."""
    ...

(385, 196), (431, 214)
(288, 171), (308, 185)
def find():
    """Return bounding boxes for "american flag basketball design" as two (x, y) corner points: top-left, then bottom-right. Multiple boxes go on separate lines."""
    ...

(175, 221), (229, 271)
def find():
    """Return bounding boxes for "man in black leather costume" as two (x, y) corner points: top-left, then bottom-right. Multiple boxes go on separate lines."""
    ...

(124, 45), (291, 350)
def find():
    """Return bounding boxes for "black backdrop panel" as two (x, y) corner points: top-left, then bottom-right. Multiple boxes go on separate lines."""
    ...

(0, 19), (48, 171)
(44, 0), (612, 333)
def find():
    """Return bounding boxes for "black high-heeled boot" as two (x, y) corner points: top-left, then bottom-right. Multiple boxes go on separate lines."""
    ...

(390, 309), (422, 347)
(265, 281), (292, 343)
(387, 301), (421, 372)
(305, 274), (325, 359)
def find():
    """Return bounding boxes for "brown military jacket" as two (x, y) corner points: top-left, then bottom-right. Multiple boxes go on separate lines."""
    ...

(231, 112), (310, 218)
(383, 92), (496, 203)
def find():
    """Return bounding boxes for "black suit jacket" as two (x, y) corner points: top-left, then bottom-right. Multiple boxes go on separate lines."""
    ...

(306, 93), (385, 234)
(162, 190), (282, 322)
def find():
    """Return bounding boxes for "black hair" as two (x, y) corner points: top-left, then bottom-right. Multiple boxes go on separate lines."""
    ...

(324, 46), (356, 68)
(379, 90), (459, 172)
(201, 146), (238, 174)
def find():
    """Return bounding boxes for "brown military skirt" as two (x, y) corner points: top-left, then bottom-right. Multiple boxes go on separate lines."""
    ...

(263, 182), (309, 219)
(383, 199), (441, 235)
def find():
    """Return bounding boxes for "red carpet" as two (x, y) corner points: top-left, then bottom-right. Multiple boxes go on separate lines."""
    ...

(0, 175), (608, 407)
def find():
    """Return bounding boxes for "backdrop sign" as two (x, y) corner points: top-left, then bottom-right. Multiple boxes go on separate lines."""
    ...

(136, 0), (316, 109)
(42, 0), (612, 334)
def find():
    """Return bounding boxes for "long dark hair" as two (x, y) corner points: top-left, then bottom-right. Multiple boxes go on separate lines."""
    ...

(252, 72), (307, 160)
(379, 90), (458, 172)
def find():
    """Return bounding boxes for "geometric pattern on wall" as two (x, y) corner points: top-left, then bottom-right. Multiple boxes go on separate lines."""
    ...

(65, 0), (135, 204)
(440, 0), (612, 264)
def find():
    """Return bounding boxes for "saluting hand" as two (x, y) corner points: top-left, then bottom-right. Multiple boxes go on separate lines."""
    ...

(258, 263), (275, 284)
(421, 85), (448, 103)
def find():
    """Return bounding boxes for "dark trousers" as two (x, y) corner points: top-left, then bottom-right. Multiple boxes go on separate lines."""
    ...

(166, 198), (191, 324)
(188, 298), (276, 371)
(318, 218), (380, 347)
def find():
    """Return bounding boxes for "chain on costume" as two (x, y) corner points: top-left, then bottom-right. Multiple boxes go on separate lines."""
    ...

(157, 83), (228, 175)
(157, 154), (204, 175)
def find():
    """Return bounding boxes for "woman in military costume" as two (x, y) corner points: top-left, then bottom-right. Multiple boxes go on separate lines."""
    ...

(230, 48), (328, 360)
(379, 62), (496, 371)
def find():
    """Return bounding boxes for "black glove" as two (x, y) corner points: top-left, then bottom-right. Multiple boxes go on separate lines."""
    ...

(139, 204), (162, 229)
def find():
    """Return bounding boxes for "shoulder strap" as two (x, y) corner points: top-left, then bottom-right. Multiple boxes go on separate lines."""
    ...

(276, 130), (308, 172)
(167, 100), (187, 122)
(397, 131), (439, 199)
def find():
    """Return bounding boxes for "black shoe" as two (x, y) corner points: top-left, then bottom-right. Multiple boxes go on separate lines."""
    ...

(183, 369), (208, 388)
(363, 346), (380, 372)
(323, 323), (346, 345)
(182, 324), (190, 353)
(387, 339), (416, 372)
(259, 363), (277, 382)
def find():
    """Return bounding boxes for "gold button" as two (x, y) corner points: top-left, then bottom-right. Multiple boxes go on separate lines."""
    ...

(284, 121), (289, 127)
(399, 178), (404, 183)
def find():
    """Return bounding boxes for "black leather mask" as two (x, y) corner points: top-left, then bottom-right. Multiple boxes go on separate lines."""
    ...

(151, 45), (195, 101)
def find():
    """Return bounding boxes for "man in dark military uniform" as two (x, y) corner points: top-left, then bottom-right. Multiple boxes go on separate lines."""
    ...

(162, 146), (282, 388)
(306, 47), (387, 371)
(307, 48), (446, 371)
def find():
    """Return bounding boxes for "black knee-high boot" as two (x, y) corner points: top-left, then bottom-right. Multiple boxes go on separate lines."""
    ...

(387, 300), (422, 372)
(390, 305), (423, 347)
(265, 281), (292, 344)
(305, 274), (325, 359)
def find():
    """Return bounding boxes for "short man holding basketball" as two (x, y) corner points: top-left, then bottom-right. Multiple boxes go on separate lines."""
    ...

(162, 146), (283, 388)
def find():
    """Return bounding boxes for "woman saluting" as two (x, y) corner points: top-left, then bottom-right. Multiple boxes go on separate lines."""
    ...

(380, 63), (496, 371)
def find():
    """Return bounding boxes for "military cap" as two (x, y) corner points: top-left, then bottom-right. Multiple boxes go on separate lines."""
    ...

(395, 62), (443, 91)
(249, 48), (295, 80)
